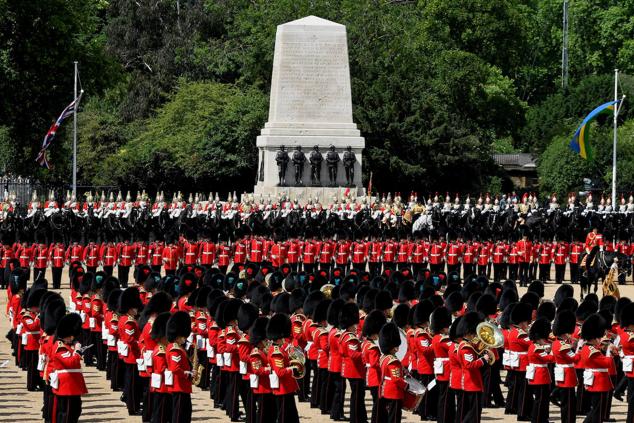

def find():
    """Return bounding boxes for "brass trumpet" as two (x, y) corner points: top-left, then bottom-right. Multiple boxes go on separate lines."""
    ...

(471, 322), (504, 365)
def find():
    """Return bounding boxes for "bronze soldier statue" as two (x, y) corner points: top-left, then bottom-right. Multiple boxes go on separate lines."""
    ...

(275, 146), (290, 186)
(343, 146), (357, 187)
(326, 145), (340, 187)
(309, 145), (323, 186)
(292, 146), (306, 185)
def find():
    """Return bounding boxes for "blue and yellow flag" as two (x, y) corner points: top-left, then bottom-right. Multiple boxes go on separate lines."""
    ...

(569, 100), (620, 160)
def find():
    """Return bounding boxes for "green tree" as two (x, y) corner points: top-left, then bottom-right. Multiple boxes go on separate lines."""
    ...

(100, 80), (267, 192)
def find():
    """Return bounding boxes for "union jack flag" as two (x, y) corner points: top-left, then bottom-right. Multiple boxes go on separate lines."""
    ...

(35, 92), (83, 169)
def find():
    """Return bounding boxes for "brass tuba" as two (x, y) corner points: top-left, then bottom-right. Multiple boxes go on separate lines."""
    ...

(472, 322), (504, 365)
(287, 346), (306, 379)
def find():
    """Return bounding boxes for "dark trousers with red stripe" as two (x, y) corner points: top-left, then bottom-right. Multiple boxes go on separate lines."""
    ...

(275, 393), (299, 423)
(585, 391), (608, 423)
(224, 371), (241, 420)
(376, 398), (402, 423)
(25, 349), (43, 391)
(559, 386), (577, 423)
(529, 384), (550, 423)
(369, 386), (379, 423)
(627, 378), (634, 423)
(329, 372), (345, 420)
(516, 371), (533, 420)
(123, 362), (142, 414)
(53, 395), (82, 423)
(42, 384), (53, 422)
(52, 266), (63, 289)
(417, 373), (437, 418)
(348, 378), (366, 423)
(150, 392), (171, 423)
(436, 381), (454, 423)
(171, 392), (192, 423)
(252, 393), (277, 423)
(459, 391), (481, 423)
(576, 369), (591, 415)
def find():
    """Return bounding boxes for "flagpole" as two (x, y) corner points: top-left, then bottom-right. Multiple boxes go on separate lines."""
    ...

(612, 68), (618, 207)
(73, 61), (78, 197)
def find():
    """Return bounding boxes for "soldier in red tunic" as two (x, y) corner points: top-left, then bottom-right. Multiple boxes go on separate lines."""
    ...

(266, 313), (300, 423)
(339, 303), (365, 423)
(23, 288), (45, 391)
(579, 313), (617, 423)
(552, 310), (579, 423)
(118, 287), (144, 415)
(430, 306), (453, 423)
(51, 313), (88, 423)
(537, 241), (553, 282)
(101, 241), (118, 276)
(361, 310), (386, 423)
(516, 233), (532, 287)
(149, 312), (172, 423)
(504, 302), (533, 419)
(376, 322), (407, 423)
(554, 241), (569, 284)
(248, 317), (277, 422)
(50, 242), (66, 289)
(32, 242), (49, 281)
(457, 312), (490, 423)
(526, 318), (554, 423)
(166, 311), (194, 423)
(118, 240), (136, 287)
(569, 241), (584, 284)
(618, 302), (634, 422)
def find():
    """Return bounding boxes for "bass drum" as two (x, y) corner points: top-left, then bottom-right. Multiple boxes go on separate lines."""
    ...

(403, 376), (426, 411)
(395, 328), (408, 362)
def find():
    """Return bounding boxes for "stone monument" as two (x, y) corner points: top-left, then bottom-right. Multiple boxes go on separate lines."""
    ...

(253, 16), (365, 201)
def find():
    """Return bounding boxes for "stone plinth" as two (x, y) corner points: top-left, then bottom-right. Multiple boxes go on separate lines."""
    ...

(254, 16), (365, 196)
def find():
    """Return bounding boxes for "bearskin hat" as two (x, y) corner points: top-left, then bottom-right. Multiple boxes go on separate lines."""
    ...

(456, 311), (482, 338)
(520, 291), (540, 311)
(266, 313), (291, 340)
(461, 280), (480, 300)
(150, 312), (171, 341)
(466, 292), (482, 313)
(584, 293), (599, 305)
(303, 291), (325, 318)
(356, 285), (369, 307)
(135, 265), (152, 284)
(554, 284), (574, 308)
(118, 287), (143, 314)
(270, 271), (286, 293)
(384, 282), (399, 300)
(529, 317), (551, 341)
(379, 322), (401, 355)
(475, 294), (497, 317)
(445, 291), (464, 314)
(56, 312), (82, 340)
(484, 282), (503, 301)
(536, 301), (556, 322)
(499, 302), (516, 330)
(245, 262), (259, 280)
(177, 272), (197, 296)
(223, 298), (243, 324)
(339, 302), (360, 330)
(314, 299), (332, 323)
(208, 273), (225, 290)
(249, 317), (269, 346)
(553, 310), (576, 336)
(207, 293), (226, 319)
(616, 298), (633, 325)
(259, 292), (273, 316)
(26, 288), (46, 309)
(558, 297), (578, 313)
(576, 299), (598, 321)
(398, 281), (416, 304)
(619, 302), (634, 328)
(511, 302), (533, 325)
(362, 310), (387, 338)
(145, 291), (173, 315)
(581, 313), (606, 341)
(362, 288), (379, 312)
(78, 272), (93, 296)
(412, 299), (433, 327)
(527, 280), (545, 298)
(392, 303), (410, 329)
(167, 311), (192, 342)
(327, 298), (345, 327)
(238, 302), (259, 332)
(430, 306), (452, 334)
(443, 283), (461, 299)
(498, 289), (518, 312)
(338, 282), (355, 303)
(287, 289), (305, 314)
(214, 300), (229, 329)
(599, 295), (617, 313)
(271, 292), (290, 315)
(429, 294), (444, 310)
(449, 316), (463, 341)
(107, 288), (122, 312)
(502, 279), (517, 293)
(31, 277), (48, 291)
(374, 290), (393, 312)
(598, 309), (613, 329)
(42, 297), (66, 335)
